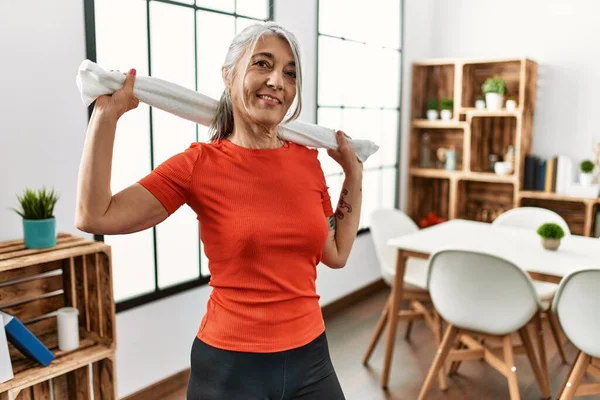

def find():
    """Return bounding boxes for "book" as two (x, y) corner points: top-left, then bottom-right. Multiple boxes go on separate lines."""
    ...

(0, 313), (13, 384)
(0, 311), (55, 367)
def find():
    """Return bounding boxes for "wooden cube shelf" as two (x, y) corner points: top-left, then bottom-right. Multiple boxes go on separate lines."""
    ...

(408, 176), (451, 223)
(410, 127), (465, 170)
(0, 233), (116, 400)
(469, 116), (517, 173)
(457, 180), (515, 223)
(407, 57), (541, 228)
(411, 63), (455, 120)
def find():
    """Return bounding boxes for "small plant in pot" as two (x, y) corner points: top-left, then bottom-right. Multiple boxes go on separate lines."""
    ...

(11, 187), (59, 249)
(440, 98), (454, 121)
(505, 96), (517, 112)
(481, 76), (507, 111)
(426, 98), (439, 121)
(580, 160), (595, 186)
(536, 222), (565, 251)
(475, 96), (486, 110)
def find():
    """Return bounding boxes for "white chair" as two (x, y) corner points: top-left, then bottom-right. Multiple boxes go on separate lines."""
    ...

(552, 269), (600, 399)
(418, 249), (551, 400)
(363, 209), (436, 360)
(492, 206), (570, 363)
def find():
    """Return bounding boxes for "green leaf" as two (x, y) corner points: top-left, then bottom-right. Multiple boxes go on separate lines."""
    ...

(536, 222), (565, 240)
(12, 186), (59, 220)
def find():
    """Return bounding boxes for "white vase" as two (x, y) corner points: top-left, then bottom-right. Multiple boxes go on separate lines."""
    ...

(506, 99), (517, 112)
(580, 172), (593, 186)
(426, 109), (438, 121)
(440, 109), (452, 121)
(485, 93), (504, 111)
(475, 99), (486, 110)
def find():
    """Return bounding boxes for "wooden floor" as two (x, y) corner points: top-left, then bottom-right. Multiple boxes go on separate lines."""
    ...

(151, 288), (599, 400)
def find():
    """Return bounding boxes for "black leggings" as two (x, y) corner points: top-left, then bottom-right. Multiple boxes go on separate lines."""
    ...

(186, 331), (345, 400)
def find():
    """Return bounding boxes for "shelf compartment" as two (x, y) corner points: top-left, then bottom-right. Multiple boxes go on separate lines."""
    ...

(410, 127), (464, 170)
(408, 176), (450, 223)
(469, 116), (517, 173)
(518, 198), (588, 236)
(457, 180), (515, 223)
(411, 63), (455, 120)
(461, 60), (522, 109)
(412, 119), (468, 129)
(0, 234), (115, 397)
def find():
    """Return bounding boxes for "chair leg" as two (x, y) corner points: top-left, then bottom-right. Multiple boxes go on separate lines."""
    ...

(519, 326), (550, 398)
(547, 311), (568, 364)
(557, 352), (580, 399)
(534, 312), (550, 393)
(405, 321), (414, 340)
(417, 324), (457, 400)
(432, 309), (448, 390)
(363, 295), (390, 365)
(560, 352), (590, 400)
(503, 335), (521, 400)
(448, 341), (466, 376)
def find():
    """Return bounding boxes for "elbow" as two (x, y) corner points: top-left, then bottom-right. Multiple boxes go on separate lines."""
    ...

(327, 258), (347, 269)
(75, 215), (97, 234)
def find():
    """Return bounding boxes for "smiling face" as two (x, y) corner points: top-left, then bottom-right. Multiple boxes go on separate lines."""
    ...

(226, 34), (298, 129)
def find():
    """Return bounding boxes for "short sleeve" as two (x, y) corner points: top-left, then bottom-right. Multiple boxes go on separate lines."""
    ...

(137, 143), (201, 215)
(312, 149), (334, 217)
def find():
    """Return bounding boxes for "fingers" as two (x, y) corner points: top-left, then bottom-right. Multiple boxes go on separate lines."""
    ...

(124, 68), (136, 93)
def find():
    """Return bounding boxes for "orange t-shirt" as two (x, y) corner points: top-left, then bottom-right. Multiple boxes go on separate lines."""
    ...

(138, 138), (334, 352)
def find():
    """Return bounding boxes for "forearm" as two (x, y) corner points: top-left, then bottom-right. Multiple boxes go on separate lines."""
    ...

(333, 171), (363, 265)
(75, 108), (117, 226)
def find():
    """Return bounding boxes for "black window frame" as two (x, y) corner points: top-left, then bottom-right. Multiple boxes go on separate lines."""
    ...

(315, 0), (404, 236)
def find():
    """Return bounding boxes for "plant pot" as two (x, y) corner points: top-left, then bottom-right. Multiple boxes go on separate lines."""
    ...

(23, 217), (56, 249)
(475, 99), (486, 110)
(506, 99), (517, 112)
(485, 93), (504, 111)
(426, 109), (438, 121)
(541, 237), (560, 251)
(440, 109), (452, 121)
(580, 172), (593, 186)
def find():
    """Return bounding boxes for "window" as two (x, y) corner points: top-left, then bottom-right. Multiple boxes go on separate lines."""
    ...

(317, 0), (402, 232)
(86, 0), (273, 311)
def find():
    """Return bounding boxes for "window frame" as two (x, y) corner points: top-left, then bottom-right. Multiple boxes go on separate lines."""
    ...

(315, 0), (404, 235)
(83, 0), (274, 313)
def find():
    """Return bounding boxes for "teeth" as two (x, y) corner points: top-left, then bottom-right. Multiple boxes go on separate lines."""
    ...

(258, 95), (280, 103)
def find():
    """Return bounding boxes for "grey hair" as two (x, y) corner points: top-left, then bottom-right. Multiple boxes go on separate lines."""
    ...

(209, 21), (303, 142)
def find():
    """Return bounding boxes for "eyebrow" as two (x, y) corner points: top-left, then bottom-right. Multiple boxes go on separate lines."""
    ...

(253, 52), (296, 67)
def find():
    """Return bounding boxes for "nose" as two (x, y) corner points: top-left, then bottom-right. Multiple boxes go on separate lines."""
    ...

(266, 69), (284, 90)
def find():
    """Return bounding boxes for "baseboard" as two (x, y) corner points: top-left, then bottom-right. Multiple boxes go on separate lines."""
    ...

(121, 279), (386, 400)
(122, 369), (190, 400)
(321, 278), (387, 319)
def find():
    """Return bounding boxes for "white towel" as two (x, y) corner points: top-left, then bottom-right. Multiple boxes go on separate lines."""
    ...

(75, 60), (379, 163)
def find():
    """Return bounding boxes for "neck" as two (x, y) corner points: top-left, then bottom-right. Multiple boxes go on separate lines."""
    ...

(227, 110), (282, 149)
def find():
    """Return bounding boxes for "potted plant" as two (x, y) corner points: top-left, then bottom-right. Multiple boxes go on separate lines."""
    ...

(475, 96), (486, 110)
(426, 98), (438, 121)
(11, 187), (59, 249)
(481, 76), (507, 111)
(536, 222), (565, 250)
(505, 96), (517, 112)
(580, 160), (595, 186)
(440, 98), (453, 120)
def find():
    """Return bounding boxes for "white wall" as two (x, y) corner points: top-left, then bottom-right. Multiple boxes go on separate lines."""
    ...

(429, 0), (599, 181)
(0, 0), (380, 397)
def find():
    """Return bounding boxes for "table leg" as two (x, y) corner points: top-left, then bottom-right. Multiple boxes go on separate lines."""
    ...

(381, 249), (407, 389)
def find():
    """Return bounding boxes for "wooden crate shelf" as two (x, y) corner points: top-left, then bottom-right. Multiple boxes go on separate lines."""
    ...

(408, 57), (537, 227)
(0, 233), (116, 400)
(457, 181), (515, 223)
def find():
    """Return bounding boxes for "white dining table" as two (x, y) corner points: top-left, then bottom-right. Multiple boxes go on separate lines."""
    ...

(378, 218), (600, 388)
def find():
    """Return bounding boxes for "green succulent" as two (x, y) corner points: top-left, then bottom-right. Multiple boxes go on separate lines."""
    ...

(11, 187), (59, 220)
(427, 98), (438, 110)
(482, 77), (508, 95)
(580, 160), (595, 173)
(536, 222), (565, 240)
(440, 98), (454, 110)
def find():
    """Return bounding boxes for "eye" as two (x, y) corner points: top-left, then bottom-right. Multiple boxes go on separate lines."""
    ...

(254, 60), (270, 68)
(285, 71), (297, 79)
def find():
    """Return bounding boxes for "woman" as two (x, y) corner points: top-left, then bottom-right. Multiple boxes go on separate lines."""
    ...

(76, 22), (362, 399)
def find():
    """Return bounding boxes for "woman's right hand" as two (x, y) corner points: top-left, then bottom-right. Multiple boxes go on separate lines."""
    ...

(94, 68), (139, 120)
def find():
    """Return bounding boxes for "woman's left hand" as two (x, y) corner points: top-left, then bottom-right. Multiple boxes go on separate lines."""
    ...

(327, 130), (363, 178)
